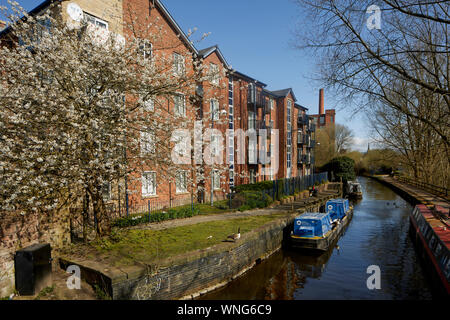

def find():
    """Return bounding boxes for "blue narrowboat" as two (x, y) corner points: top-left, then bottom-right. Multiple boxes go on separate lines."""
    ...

(290, 199), (353, 252)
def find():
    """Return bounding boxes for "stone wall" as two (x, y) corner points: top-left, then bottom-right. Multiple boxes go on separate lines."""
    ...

(0, 208), (70, 297)
(111, 218), (291, 300)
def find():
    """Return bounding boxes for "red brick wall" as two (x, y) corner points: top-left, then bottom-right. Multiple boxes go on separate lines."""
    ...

(0, 209), (70, 297)
(122, 0), (199, 208)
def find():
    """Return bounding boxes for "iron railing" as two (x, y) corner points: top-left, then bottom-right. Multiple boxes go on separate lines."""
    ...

(396, 176), (449, 198)
(258, 172), (329, 201)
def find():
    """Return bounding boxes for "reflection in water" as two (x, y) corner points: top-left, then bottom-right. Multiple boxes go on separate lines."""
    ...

(200, 177), (435, 300)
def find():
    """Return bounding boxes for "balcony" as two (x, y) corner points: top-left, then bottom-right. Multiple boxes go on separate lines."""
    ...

(305, 153), (311, 164)
(248, 88), (267, 109)
(297, 132), (304, 144)
(307, 123), (316, 132)
(262, 105), (271, 115)
(298, 115), (308, 126)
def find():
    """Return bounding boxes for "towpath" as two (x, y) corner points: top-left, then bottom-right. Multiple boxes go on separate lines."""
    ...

(128, 189), (340, 232)
(381, 176), (449, 211)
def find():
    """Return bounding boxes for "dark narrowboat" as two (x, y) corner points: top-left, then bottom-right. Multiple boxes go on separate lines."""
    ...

(409, 204), (450, 295)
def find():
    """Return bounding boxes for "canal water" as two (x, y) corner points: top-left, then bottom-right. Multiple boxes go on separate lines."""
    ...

(200, 176), (436, 300)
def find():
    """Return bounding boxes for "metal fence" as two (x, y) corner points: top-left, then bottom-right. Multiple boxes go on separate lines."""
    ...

(242, 172), (329, 202)
(396, 176), (449, 198)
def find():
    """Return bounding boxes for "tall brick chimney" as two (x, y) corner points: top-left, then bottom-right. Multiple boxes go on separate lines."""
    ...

(319, 88), (325, 115)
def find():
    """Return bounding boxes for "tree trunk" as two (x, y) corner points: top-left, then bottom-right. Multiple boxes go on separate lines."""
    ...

(82, 191), (89, 243)
(88, 183), (110, 237)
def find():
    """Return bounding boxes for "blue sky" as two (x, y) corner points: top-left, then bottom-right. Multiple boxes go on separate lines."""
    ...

(7, 0), (371, 151)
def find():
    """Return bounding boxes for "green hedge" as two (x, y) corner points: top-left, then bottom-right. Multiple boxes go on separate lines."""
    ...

(235, 180), (275, 192)
(237, 191), (273, 211)
(112, 205), (201, 228)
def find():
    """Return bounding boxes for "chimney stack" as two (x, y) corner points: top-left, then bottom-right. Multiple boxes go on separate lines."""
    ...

(319, 89), (325, 115)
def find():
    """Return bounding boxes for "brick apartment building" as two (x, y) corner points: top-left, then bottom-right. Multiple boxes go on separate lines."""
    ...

(2, 0), (318, 210)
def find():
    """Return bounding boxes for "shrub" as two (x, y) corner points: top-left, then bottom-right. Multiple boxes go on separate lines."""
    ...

(112, 205), (201, 228)
(238, 204), (252, 212)
(322, 156), (356, 183)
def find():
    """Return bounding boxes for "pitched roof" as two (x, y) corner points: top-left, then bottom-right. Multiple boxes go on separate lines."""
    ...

(198, 44), (230, 69)
(1, 0), (199, 54)
(154, 0), (198, 55)
(231, 70), (267, 87)
(269, 88), (297, 102)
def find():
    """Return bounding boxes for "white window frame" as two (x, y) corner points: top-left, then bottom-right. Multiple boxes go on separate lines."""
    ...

(173, 52), (185, 76)
(176, 170), (189, 194)
(248, 110), (256, 130)
(210, 99), (219, 121)
(140, 130), (155, 155)
(210, 133), (222, 159)
(138, 39), (152, 61)
(102, 181), (111, 201)
(210, 63), (219, 85)
(84, 12), (108, 29)
(250, 169), (256, 184)
(174, 94), (186, 117)
(142, 172), (157, 197)
(213, 170), (221, 190)
(140, 95), (154, 112)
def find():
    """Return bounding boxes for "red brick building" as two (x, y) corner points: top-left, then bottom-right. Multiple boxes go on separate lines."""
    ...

(309, 88), (336, 129)
(4, 0), (318, 210)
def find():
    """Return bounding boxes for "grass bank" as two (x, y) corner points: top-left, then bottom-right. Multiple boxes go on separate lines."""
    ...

(93, 213), (287, 266)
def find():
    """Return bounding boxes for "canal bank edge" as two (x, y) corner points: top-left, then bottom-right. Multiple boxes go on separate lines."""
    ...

(59, 190), (340, 300)
(367, 175), (447, 209)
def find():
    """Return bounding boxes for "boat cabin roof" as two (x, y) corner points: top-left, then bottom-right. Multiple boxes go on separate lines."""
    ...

(297, 212), (329, 221)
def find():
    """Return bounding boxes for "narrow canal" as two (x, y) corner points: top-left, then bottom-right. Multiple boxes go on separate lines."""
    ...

(200, 176), (436, 300)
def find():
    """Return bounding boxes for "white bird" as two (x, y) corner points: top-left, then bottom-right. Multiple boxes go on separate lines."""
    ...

(207, 236), (213, 240)
(227, 227), (241, 242)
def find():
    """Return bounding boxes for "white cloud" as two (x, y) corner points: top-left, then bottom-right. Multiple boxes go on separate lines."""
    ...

(352, 136), (371, 152)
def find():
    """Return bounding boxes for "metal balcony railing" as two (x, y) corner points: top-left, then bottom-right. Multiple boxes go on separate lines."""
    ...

(308, 123), (316, 132)
(298, 115), (308, 126)
(248, 89), (267, 109)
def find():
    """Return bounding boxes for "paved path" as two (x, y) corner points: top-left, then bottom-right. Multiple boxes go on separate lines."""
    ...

(128, 190), (340, 232)
(383, 176), (449, 211)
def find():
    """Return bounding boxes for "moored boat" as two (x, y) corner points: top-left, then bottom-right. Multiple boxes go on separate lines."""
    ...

(290, 199), (353, 252)
(409, 204), (450, 295)
(347, 181), (363, 199)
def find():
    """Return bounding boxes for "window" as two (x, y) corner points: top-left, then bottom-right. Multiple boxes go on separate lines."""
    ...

(140, 130), (155, 155)
(176, 170), (188, 193)
(173, 53), (185, 76)
(174, 94), (186, 117)
(102, 182), (111, 201)
(84, 12), (108, 29)
(320, 115), (325, 124)
(287, 100), (292, 169)
(270, 99), (274, 110)
(140, 95), (154, 112)
(250, 169), (256, 184)
(142, 172), (156, 196)
(213, 170), (221, 190)
(248, 139), (257, 164)
(229, 170), (234, 187)
(248, 111), (256, 130)
(211, 99), (219, 121)
(138, 40), (152, 60)
(211, 134), (221, 158)
(210, 63), (219, 85)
